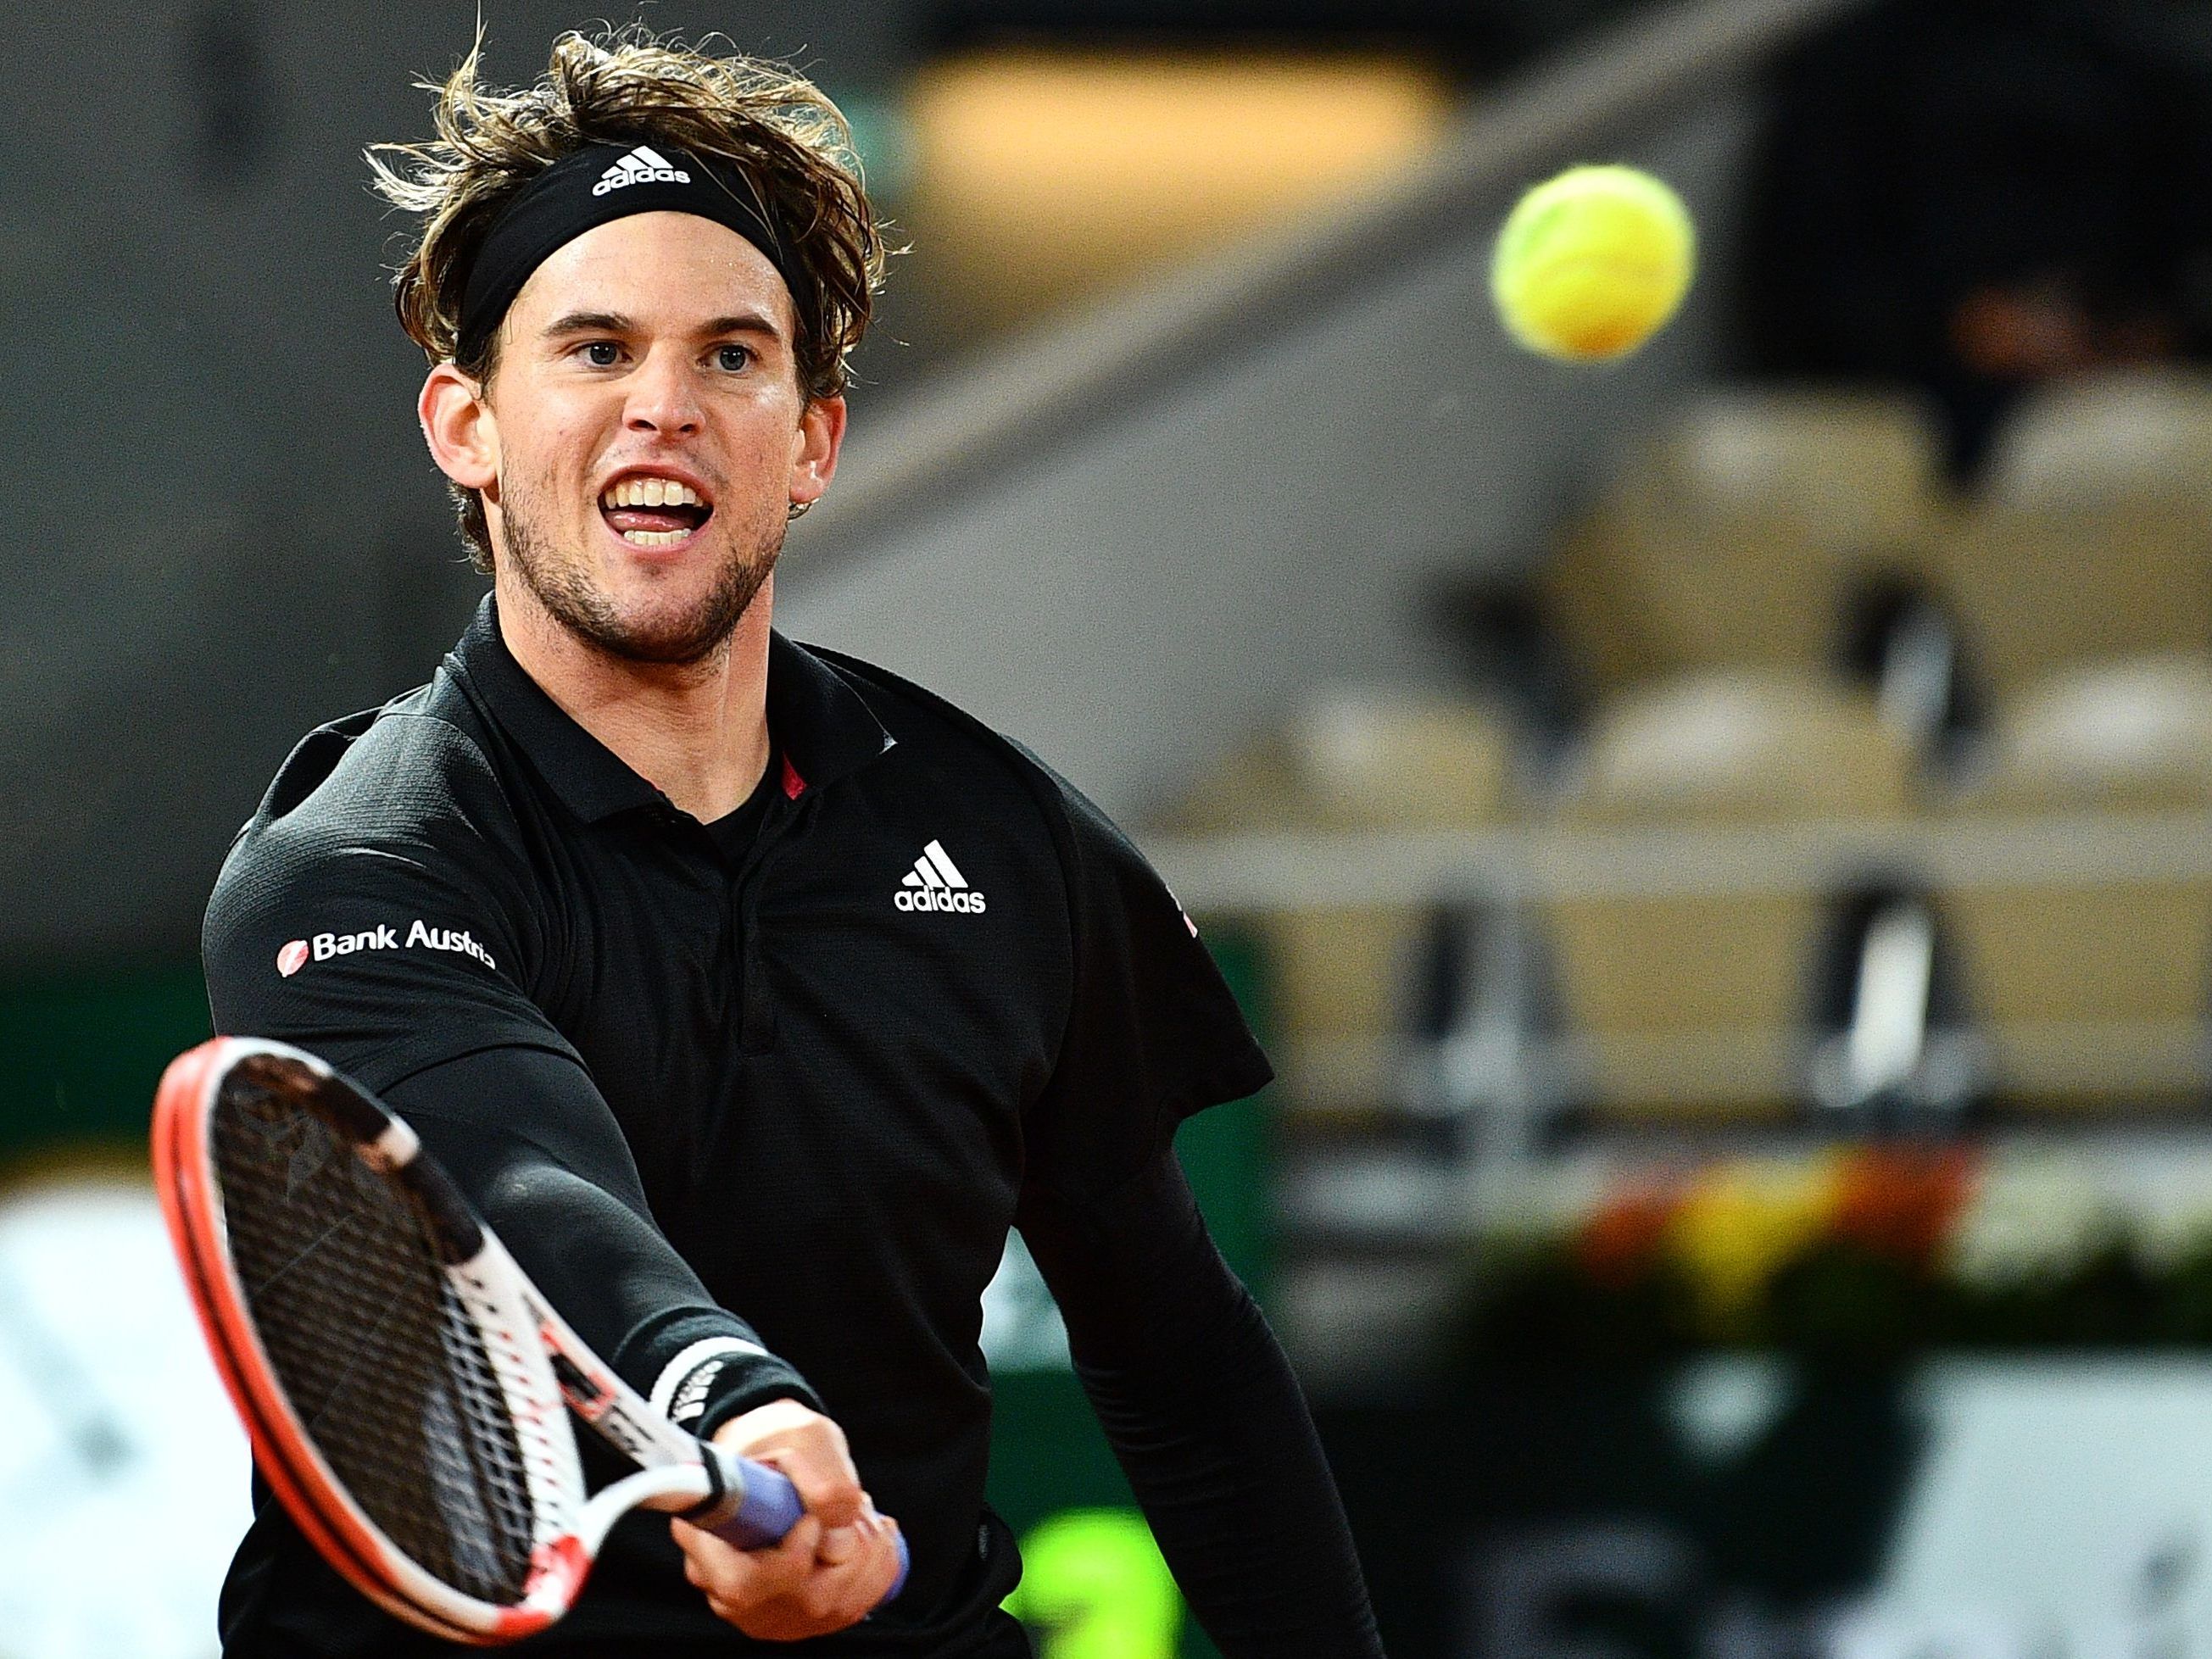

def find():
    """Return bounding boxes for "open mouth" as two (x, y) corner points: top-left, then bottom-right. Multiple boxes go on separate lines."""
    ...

(599, 474), (714, 548)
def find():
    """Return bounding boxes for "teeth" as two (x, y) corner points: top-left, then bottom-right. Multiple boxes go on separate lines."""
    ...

(601, 477), (704, 509)
(621, 528), (689, 548)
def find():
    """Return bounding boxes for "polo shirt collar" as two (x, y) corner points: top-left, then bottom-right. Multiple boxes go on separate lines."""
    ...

(446, 594), (894, 824)
(765, 629), (899, 798)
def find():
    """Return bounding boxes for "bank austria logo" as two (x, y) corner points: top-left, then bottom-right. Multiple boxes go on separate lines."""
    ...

(895, 839), (986, 914)
(593, 144), (690, 196)
(276, 921), (498, 977)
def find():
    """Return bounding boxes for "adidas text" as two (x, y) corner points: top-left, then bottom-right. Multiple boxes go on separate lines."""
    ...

(895, 888), (988, 914)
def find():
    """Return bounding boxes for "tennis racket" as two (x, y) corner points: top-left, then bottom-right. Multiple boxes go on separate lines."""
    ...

(153, 1035), (906, 1645)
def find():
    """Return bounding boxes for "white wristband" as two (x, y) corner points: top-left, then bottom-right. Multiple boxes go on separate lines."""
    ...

(649, 1334), (770, 1424)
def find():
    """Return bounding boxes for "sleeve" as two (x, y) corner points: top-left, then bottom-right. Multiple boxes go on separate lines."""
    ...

(1022, 764), (1274, 1200)
(385, 1048), (820, 1435)
(202, 715), (817, 1428)
(1017, 1154), (1385, 1658)
(202, 715), (576, 1094)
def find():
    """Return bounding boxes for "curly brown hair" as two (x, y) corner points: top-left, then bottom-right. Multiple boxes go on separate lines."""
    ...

(368, 27), (889, 569)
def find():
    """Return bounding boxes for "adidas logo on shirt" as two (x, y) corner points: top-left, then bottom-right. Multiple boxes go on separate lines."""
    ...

(591, 144), (691, 197)
(895, 840), (987, 914)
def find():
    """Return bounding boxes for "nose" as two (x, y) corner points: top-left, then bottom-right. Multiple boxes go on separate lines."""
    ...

(624, 346), (704, 438)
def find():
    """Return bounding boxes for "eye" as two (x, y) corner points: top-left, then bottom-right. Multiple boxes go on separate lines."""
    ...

(581, 341), (621, 367)
(714, 343), (754, 373)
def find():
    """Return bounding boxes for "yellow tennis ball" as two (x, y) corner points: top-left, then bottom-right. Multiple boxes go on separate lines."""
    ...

(1490, 164), (1697, 362)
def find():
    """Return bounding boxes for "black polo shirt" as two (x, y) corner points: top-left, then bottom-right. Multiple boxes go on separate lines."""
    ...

(202, 595), (1271, 1655)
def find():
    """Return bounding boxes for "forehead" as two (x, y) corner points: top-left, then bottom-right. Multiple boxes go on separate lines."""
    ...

(503, 210), (795, 335)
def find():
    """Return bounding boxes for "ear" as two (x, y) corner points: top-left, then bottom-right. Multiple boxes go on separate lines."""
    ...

(788, 394), (847, 515)
(420, 362), (499, 492)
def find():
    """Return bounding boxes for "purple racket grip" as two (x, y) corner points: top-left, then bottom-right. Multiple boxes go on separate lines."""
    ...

(709, 1457), (911, 1603)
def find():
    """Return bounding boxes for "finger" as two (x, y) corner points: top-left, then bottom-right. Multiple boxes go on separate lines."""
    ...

(704, 1519), (902, 1642)
(867, 1512), (905, 1600)
(672, 1518), (760, 1601)
(755, 1512), (825, 1586)
(672, 1512), (822, 1602)
(673, 1508), (821, 1562)
(711, 1404), (866, 1530)
(808, 1516), (906, 1623)
(761, 1440), (865, 1531)
(817, 1524), (861, 1567)
(821, 1515), (900, 1594)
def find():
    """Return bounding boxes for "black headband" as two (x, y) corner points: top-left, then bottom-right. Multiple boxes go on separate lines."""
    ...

(454, 142), (794, 365)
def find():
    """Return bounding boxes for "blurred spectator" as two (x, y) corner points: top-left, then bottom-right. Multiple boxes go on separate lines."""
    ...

(1741, 0), (2212, 476)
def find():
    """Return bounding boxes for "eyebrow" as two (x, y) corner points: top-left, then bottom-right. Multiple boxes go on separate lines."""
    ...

(540, 310), (632, 339)
(700, 311), (785, 343)
(539, 309), (785, 343)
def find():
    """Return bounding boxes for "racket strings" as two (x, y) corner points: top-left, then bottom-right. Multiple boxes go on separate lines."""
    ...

(211, 1075), (542, 1606)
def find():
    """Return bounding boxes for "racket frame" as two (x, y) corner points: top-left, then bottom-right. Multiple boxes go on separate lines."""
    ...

(154, 1037), (775, 1644)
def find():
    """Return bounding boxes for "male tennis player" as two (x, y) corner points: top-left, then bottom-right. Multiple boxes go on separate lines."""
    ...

(203, 28), (1382, 1657)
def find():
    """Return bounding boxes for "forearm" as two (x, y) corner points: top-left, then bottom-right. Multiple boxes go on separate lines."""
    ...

(1075, 1292), (1382, 1656)
(386, 1045), (818, 1434)
(1018, 1157), (1383, 1658)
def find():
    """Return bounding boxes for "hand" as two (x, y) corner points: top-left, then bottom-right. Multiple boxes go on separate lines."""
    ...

(671, 1400), (905, 1640)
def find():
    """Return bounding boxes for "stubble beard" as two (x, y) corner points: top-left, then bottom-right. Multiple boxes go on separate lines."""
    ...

(497, 473), (784, 667)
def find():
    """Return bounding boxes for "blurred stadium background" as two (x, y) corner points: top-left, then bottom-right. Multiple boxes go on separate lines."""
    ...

(8, 0), (2212, 1651)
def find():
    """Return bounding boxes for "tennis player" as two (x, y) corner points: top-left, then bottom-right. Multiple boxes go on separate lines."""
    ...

(202, 27), (1382, 1657)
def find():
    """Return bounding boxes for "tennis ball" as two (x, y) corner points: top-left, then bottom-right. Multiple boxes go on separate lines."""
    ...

(1490, 164), (1696, 362)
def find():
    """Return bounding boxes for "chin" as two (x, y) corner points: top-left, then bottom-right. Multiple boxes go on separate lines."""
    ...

(504, 502), (777, 666)
(579, 566), (773, 665)
(604, 615), (735, 665)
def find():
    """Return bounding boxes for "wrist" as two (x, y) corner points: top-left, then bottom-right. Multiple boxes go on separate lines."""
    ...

(709, 1395), (822, 1451)
(695, 1378), (822, 1445)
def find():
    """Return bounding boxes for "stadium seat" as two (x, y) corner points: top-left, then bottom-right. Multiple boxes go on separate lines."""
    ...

(1982, 369), (2212, 512)
(1548, 388), (1952, 693)
(1174, 692), (1515, 1103)
(1567, 672), (1912, 823)
(1648, 387), (1947, 543)
(1542, 672), (1915, 1117)
(1171, 689), (1513, 833)
(1929, 501), (2212, 702)
(1933, 373), (2212, 704)
(1278, 693), (1513, 1090)
(1941, 653), (2212, 1108)
(1281, 690), (1515, 832)
(1972, 654), (2212, 809)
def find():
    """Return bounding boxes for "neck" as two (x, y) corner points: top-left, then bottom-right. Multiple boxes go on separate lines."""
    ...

(493, 571), (776, 822)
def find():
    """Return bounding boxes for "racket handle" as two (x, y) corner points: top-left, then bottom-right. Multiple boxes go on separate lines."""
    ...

(711, 1457), (911, 1603)
(716, 1457), (802, 1545)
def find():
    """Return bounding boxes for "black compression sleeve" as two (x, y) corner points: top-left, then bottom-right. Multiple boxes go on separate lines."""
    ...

(1016, 1155), (1384, 1658)
(382, 1045), (820, 1436)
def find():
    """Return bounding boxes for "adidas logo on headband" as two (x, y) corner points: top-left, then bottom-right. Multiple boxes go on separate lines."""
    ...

(592, 145), (691, 197)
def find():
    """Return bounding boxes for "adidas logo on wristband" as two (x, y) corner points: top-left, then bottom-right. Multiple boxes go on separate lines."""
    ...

(669, 1361), (722, 1426)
